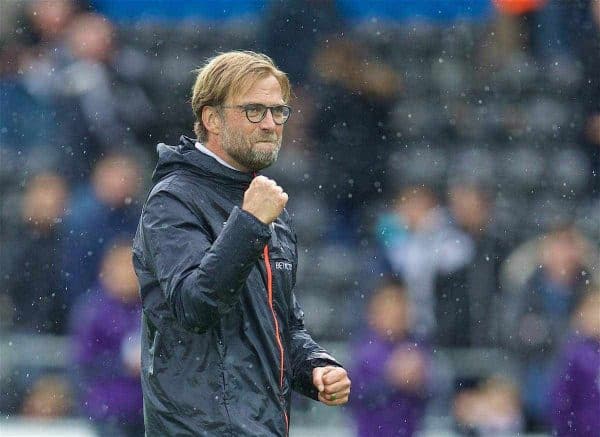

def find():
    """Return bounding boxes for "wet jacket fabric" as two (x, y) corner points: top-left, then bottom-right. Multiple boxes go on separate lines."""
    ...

(132, 136), (340, 436)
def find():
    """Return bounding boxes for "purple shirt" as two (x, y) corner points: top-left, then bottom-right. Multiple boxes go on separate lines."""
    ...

(350, 332), (429, 437)
(70, 285), (143, 423)
(549, 335), (600, 436)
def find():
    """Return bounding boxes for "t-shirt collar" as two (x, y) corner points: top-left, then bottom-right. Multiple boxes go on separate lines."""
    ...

(195, 142), (240, 172)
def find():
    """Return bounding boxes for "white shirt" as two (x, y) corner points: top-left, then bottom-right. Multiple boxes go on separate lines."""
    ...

(195, 142), (240, 172)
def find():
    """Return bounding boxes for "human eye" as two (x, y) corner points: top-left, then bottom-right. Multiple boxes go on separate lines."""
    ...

(244, 104), (265, 118)
(271, 106), (285, 117)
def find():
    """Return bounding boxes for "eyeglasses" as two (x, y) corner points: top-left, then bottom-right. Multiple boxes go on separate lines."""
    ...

(221, 103), (292, 125)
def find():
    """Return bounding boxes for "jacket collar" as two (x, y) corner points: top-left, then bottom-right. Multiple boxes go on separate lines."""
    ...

(152, 135), (254, 188)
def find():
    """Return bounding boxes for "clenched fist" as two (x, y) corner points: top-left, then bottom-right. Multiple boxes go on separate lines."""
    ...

(242, 176), (288, 224)
(313, 366), (351, 406)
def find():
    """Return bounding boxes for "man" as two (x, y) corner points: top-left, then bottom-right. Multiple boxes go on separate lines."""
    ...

(132, 51), (350, 436)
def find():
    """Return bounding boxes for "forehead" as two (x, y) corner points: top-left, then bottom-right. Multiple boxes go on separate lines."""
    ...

(230, 74), (284, 105)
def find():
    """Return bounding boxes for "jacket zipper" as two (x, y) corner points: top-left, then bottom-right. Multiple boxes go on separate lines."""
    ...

(263, 244), (289, 435)
(251, 171), (289, 435)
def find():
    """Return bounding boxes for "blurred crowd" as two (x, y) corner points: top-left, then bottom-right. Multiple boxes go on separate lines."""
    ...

(1, 0), (599, 436)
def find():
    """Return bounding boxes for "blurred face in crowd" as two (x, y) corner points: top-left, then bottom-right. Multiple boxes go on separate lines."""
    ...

(22, 173), (68, 230)
(454, 377), (521, 432)
(540, 227), (586, 283)
(573, 291), (600, 339)
(585, 114), (600, 145)
(396, 186), (437, 230)
(210, 75), (284, 172)
(92, 154), (141, 208)
(67, 13), (114, 63)
(480, 378), (521, 423)
(27, 0), (75, 41)
(593, 0), (600, 29)
(449, 184), (490, 235)
(313, 39), (401, 100)
(21, 375), (72, 418)
(100, 243), (140, 303)
(368, 285), (410, 341)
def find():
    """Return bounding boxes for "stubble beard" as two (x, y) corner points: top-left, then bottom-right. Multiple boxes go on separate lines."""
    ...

(222, 121), (281, 171)
(221, 123), (281, 171)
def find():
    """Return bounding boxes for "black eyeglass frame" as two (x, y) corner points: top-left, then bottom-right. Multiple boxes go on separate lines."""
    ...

(220, 103), (292, 125)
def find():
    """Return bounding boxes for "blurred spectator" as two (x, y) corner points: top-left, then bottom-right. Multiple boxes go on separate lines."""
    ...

(20, 374), (73, 419)
(311, 37), (401, 240)
(453, 375), (524, 435)
(0, 38), (63, 173)
(376, 185), (473, 338)
(350, 280), (430, 436)
(510, 225), (593, 430)
(62, 152), (143, 301)
(57, 13), (154, 180)
(2, 1), (79, 167)
(16, 10), (155, 182)
(434, 182), (509, 348)
(70, 240), (143, 436)
(17, 0), (79, 90)
(23, 0), (79, 45)
(1, 173), (69, 334)
(549, 289), (600, 436)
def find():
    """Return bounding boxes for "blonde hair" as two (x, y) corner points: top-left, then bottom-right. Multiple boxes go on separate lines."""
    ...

(191, 51), (291, 142)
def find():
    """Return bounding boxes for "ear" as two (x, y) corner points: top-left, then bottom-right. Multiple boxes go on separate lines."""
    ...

(201, 106), (222, 137)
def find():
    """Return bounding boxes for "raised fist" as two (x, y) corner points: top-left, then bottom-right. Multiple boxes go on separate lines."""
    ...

(242, 176), (288, 224)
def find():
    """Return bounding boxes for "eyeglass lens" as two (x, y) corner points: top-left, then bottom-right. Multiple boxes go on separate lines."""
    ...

(245, 104), (290, 124)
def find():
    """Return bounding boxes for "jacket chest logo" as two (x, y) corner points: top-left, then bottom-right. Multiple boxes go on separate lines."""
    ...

(274, 261), (293, 271)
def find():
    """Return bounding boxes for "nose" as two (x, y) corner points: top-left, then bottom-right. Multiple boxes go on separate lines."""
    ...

(259, 108), (277, 129)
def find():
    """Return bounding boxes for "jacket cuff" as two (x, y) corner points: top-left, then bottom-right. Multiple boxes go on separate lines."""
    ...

(229, 207), (271, 251)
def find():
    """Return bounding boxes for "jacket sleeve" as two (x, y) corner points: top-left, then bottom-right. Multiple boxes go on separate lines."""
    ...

(141, 190), (271, 332)
(288, 293), (342, 400)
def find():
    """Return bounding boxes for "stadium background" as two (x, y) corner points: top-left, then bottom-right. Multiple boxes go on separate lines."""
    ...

(1, 0), (599, 436)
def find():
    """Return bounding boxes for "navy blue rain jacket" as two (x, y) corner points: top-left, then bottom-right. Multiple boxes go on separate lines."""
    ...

(132, 136), (341, 436)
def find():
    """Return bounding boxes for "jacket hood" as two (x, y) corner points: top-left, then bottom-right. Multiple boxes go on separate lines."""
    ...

(152, 135), (254, 187)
